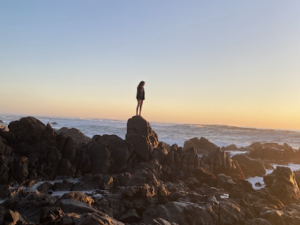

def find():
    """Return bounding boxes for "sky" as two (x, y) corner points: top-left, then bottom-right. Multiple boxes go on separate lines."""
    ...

(1, 1), (300, 129)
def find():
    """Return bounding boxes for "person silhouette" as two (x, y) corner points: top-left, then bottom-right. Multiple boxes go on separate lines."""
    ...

(136, 81), (145, 116)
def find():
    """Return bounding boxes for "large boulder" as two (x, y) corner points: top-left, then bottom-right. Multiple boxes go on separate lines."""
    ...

(249, 142), (299, 163)
(126, 116), (158, 161)
(86, 136), (114, 174)
(232, 154), (266, 177)
(56, 127), (90, 144)
(183, 137), (218, 151)
(8, 117), (56, 146)
(0, 124), (8, 132)
(264, 166), (300, 204)
(200, 148), (245, 181)
(91, 135), (134, 173)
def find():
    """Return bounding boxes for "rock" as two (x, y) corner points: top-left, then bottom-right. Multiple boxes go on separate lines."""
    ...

(0, 124), (8, 132)
(90, 135), (134, 173)
(0, 120), (3, 123)
(183, 137), (218, 151)
(193, 168), (217, 186)
(0, 137), (13, 156)
(232, 154), (266, 177)
(16, 142), (62, 180)
(56, 127), (90, 144)
(143, 202), (214, 225)
(200, 148), (245, 181)
(246, 218), (272, 225)
(3, 210), (25, 225)
(223, 144), (238, 150)
(51, 122), (58, 125)
(37, 181), (53, 194)
(86, 137), (114, 174)
(264, 166), (300, 204)
(53, 180), (74, 192)
(119, 208), (141, 223)
(217, 173), (236, 188)
(77, 212), (125, 225)
(3, 192), (57, 223)
(56, 158), (77, 177)
(59, 191), (94, 205)
(40, 207), (65, 224)
(255, 182), (262, 187)
(55, 199), (98, 214)
(249, 142), (298, 163)
(126, 116), (158, 161)
(8, 117), (56, 146)
(153, 143), (168, 164)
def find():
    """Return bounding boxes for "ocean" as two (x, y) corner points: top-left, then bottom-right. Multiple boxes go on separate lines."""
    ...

(1, 114), (300, 149)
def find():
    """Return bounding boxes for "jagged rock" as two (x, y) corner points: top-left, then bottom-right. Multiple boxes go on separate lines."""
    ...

(183, 137), (218, 151)
(86, 136), (114, 174)
(0, 137), (14, 156)
(53, 180), (74, 192)
(249, 142), (298, 163)
(126, 116), (158, 161)
(2, 192), (57, 223)
(90, 135), (134, 173)
(8, 117), (56, 146)
(56, 127), (90, 144)
(200, 148), (245, 181)
(193, 168), (217, 186)
(37, 181), (53, 194)
(232, 154), (266, 177)
(153, 142), (168, 164)
(264, 166), (300, 204)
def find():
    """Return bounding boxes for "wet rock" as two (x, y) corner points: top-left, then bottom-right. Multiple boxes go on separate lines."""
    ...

(126, 116), (158, 161)
(53, 180), (74, 192)
(183, 137), (218, 151)
(255, 182), (262, 187)
(37, 182), (53, 194)
(200, 148), (245, 181)
(232, 154), (266, 177)
(56, 127), (90, 144)
(264, 166), (300, 204)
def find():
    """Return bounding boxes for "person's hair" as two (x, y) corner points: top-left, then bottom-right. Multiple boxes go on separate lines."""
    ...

(137, 81), (145, 88)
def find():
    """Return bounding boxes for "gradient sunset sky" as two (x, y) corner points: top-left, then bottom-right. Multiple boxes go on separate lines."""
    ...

(1, 1), (300, 129)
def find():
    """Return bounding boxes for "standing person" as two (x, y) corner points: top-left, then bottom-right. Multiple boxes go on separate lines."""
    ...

(136, 81), (145, 116)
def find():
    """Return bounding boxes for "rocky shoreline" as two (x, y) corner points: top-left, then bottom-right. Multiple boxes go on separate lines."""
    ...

(1, 116), (300, 224)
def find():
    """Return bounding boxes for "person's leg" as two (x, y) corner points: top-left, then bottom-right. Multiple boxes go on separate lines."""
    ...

(136, 100), (140, 115)
(139, 100), (143, 116)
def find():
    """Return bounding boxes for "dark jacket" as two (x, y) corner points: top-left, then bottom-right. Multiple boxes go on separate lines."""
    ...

(136, 86), (145, 100)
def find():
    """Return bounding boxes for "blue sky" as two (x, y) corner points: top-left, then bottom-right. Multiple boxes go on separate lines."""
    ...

(1, 1), (300, 129)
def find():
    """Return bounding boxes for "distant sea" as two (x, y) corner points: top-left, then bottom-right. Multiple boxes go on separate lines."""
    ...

(1, 114), (300, 149)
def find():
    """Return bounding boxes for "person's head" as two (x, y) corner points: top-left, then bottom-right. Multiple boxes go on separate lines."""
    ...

(138, 81), (145, 88)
